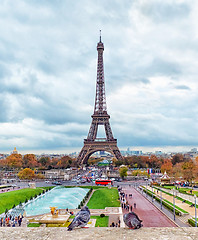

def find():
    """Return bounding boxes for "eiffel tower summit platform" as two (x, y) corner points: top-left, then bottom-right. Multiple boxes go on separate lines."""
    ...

(77, 32), (123, 165)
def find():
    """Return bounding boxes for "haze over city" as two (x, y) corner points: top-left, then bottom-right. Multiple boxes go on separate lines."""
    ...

(1, 0), (198, 154)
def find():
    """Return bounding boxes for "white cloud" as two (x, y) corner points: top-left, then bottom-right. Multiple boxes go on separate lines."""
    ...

(0, 0), (198, 153)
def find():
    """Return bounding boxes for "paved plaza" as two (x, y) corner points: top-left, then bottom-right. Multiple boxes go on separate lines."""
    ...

(120, 186), (177, 227)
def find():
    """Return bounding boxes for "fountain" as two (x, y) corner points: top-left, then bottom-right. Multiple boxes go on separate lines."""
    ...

(24, 187), (89, 217)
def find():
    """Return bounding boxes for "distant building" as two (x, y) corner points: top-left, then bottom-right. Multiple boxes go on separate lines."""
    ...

(121, 149), (143, 156)
(155, 151), (163, 155)
(12, 147), (18, 154)
(184, 148), (198, 160)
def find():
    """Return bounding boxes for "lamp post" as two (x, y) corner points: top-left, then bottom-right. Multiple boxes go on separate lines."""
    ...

(173, 189), (175, 221)
(160, 189), (162, 210)
(145, 182), (147, 197)
(152, 185), (153, 202)
(195, 194), (197, 227)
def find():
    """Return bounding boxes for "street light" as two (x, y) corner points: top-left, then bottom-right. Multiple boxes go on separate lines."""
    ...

(195, 194), (197, 227)
(173, 189), (176, 221)
(146, 182), (148, 197)
(152, 185), (153, 202)
(160, 189), (162, 210)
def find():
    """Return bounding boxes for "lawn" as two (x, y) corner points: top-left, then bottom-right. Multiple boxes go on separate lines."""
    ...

(87, 188), (120, 209)
(162, 186), (175, 190)
(0, 188), (47, 214)
(92, 216), (109, 227)
(44, 215), (109, 228)
(27, 223), (41, 227)
(143, 187), (189, 214)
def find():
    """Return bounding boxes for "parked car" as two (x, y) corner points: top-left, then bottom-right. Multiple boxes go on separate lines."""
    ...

(52, 181), (62, 185)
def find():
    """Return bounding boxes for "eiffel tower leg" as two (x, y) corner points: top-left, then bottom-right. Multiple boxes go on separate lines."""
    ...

(113, 149), (123, 161)
(76, 148), (87, 165)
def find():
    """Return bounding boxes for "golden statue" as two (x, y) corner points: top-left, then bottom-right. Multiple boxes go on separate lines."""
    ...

(50, 207), (59, 218)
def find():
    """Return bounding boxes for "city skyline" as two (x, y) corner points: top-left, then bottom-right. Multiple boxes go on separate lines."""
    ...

(1, 1), (198, 153)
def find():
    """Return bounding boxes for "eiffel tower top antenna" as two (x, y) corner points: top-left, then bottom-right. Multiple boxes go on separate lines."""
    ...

(100, 30), (101, 42)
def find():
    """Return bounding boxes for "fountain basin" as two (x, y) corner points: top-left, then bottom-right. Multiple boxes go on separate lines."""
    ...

(24, 187), (89, 216)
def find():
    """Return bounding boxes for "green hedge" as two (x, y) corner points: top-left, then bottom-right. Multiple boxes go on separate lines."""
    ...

(142, 187), (188, 215)
(153, 186), (198, 208)
(188, 218), (197, 227)
(0, 185), (12, 189)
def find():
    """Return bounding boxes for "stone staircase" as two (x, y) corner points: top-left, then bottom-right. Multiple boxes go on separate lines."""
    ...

(178, 214), (191, 225)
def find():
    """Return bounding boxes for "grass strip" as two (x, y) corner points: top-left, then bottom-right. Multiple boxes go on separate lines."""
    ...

(153, 186), (198, 208)
(0, 187), (51, 214)
(87, 188), (120, 209)
(142, 187), (188, 214)
(46, 215), (109, 227)
(27, 223), (41, 227)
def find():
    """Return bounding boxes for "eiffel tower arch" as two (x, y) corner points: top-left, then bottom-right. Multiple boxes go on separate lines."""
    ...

(77, 32), (123, 165)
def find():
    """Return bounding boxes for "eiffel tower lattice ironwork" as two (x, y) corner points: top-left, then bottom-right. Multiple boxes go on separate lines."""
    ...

(77, 33), (123, 165)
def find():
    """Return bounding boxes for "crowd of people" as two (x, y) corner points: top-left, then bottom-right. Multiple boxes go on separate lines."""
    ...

(110, 219), (121, 227)
(118, 186), (136, 212)
(0, 214), (23, 227)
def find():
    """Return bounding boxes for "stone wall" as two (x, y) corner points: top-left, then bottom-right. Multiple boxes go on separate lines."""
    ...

(0, 227), (197, 240)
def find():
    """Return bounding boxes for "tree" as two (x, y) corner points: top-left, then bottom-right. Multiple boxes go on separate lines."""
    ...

(119, 166), (128, 179)
(6, 154), (23, 169)
(172, 162), (183, 180)
(182, 160), (196, 184)
(18, 168), (35, 180)
(38, 156), (51, 169)
(161, 160), (173, 175)
(35, 173), (45, 179)
(56, 156), (74, 169)
(23, 154), (38, 168)
(171, 154), (184, 165)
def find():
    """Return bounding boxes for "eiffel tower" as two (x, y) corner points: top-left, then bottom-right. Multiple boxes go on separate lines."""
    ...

(77, 32), (123, 165)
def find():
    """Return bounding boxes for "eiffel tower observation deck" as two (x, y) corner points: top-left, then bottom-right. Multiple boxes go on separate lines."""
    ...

(77, 32), (123, 165)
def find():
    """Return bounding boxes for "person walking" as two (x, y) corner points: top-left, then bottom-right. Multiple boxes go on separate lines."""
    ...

(130, 205), (133, 212)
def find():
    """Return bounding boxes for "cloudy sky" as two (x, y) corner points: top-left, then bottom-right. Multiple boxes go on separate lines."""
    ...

(0, 0), (198, 154)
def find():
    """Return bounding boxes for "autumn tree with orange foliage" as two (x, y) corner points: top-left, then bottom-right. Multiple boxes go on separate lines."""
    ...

(161, 159), (173, 175)
(0, 159), (7, 169)
(23, 154), (38, 168)
(38, 156), (51, 169)
(18, 168), (35, 179)
(56, 156), (74, 169)
(172, 162), (183, 180)
(6, 154), (23, 169)
(182, 160), (196, 184)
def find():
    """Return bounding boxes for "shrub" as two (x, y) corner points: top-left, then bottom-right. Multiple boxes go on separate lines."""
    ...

(5, 208), (8, 214)
(12, 204), (16, 209)
(142, 188), (184, 215)
(25, 198), (28, 203)
(100, 213), (105, 218)
(188, 218), (196, 227)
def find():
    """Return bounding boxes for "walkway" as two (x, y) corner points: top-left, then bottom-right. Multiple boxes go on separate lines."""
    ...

(121, 186), (177, 227)
(147, 186), (196, 218)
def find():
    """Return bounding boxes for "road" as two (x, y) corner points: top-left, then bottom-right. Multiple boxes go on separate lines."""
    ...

(121, 186), (177, 227)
